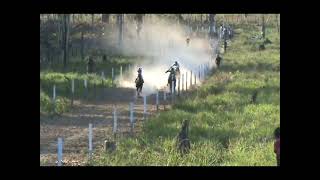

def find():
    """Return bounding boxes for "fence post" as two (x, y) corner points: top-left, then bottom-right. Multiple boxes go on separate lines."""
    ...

(190, 71), (192, 87)
(163, 91), (167, 110)
(53, 84), (56, 101)
(186, 72), (188, 92)
(130, 102), (134, 134)
(52, 85), (56, 113)
(57, 137), (63, 166)
(88, 123), (93, 159)
(84, 79), (88, 99)
(178, 75), (180, 96)
(182, 73), (184, 92)
(113, 106), (117, 139)
(198, 65), (201, 82)
(120, 66), (123, 80)
(111, 67), (114, 87)
(143, 95), (147, 120)
(71, 79), (74, 106)
(156, 90), (159, 111)
(171, 78), (174, 104)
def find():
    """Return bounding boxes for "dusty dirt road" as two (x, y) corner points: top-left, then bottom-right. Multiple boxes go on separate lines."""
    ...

(40, 86), (174, 166)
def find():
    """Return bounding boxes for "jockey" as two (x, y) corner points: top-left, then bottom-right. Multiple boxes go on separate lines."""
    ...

(135, 67), (144, 96)
(137, 67), (143, 82)
(171, 61), (180, 70)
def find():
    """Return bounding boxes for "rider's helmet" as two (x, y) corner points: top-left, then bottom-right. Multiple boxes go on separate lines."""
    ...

(138, 67), (142, 73)
(174, 61), (178, 65)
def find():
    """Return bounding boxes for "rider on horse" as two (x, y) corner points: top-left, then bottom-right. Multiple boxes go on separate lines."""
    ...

(166, 61), (180, 94)
(171, 61), (180, 77)
(135, 67), (144, 96)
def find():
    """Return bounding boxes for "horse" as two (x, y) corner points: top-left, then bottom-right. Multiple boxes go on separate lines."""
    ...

(167, 71), (176, 94)
(135, 74), (144, 97)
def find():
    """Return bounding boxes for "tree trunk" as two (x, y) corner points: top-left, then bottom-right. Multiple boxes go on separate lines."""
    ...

(92, 14), (94, 26)
(102, 14), (110, 23)
(63, 14), (70, 69)
(81, 31), (84, 61)
(209, 14), (215, 38)
(117, 14), (124, 49)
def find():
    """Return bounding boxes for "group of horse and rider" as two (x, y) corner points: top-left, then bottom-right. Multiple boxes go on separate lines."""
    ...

(134, 53), (223, 97)
(135, 61), (180, 97)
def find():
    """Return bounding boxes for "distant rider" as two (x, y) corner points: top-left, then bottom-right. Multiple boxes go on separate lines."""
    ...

(135, 67), (144, 96)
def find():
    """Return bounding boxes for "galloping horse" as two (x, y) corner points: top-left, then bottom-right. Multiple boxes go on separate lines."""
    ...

(166, 67), (177, 94)
(135, 68), (144, 97)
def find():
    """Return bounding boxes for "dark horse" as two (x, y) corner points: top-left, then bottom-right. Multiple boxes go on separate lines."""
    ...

(166, 68), (176, 94)
(135, 73), (144, 97)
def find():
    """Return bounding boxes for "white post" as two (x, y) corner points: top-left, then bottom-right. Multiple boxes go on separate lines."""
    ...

(57, 138), (63, 166)
(198, 65), (201, 81)
(53, 85), (56, 101)
(112, 68), (114, 84)
(84, 79), (87, 88)
(120, 66), (123, 80)
(130, 102), (134, 124)
(171, 75), (174, 104)
(186, 72), (188, 91)
(101, 71), (105, 79)
(182, 73), (184, 91)
(190, 71), (192, 86)
(71, 79), (74, 93)
(156, 90), (159, 111)
(202, 64), (205, 79)
(143, 95), (147, 119)
(113, 106), (117, 134)
(88, 123), (93, 158)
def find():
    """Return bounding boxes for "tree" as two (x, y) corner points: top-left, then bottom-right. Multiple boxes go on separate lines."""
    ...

(208, 14), (216, 38)
(91, 14), (94, 26)
(117, 14), (124, 49)
(102, 14), (110, 24)
(135, 14), (144, 38)
(62, 14), (70, 69)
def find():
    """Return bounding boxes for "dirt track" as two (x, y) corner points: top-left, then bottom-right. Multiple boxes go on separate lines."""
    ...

(40, 86), (172, 166)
